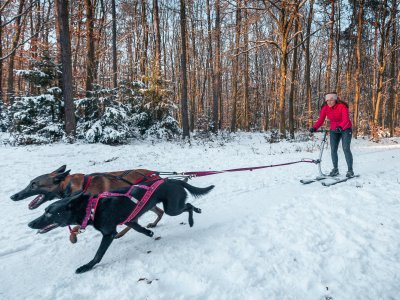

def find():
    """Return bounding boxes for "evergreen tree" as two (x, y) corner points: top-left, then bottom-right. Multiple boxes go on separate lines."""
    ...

(10, 52), (64, 145)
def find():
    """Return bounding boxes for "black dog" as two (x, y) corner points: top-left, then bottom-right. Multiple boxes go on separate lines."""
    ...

(28, 179), (214, 274)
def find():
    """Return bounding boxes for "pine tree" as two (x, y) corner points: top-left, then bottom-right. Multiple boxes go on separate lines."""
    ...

(10, 53), (64, 145)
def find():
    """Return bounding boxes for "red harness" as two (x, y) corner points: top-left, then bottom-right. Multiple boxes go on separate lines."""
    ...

(80, 178), (165, 230)
(69, 171), (161, 233)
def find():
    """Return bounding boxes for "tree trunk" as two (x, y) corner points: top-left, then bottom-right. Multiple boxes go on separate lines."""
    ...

(278, 39), (288, 138)
(84, 0), (95, 96)
(206, 0), (214, 126)
(353, 0), (364, 138)
(373, 0), (389, 141)
(140, 0), (148, 80)
(288, 17), (299, 139)
(213, 0), (221, 131)
(153, 0), (161, 78)
(324, 0), (335, 92)
(230, 0), (241, 132)
(387, 0), (397, 137)
(179, 0), (189, 138)
(111, 0), (117, 88)
(72, 0), (83, 95)
(243, 0), (250, 130)
(0, 12), (3, 101)
(189, 2), (197, 131)
(334, 0), (341, 92)
(305, 0), (314, 128)
(6, 0), (25, 104)
(55, 0), (76, 138)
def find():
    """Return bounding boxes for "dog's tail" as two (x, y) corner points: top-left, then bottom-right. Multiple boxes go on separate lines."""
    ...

(176, 180), (214, 198)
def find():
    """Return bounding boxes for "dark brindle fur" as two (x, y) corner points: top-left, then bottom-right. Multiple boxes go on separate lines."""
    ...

(28, 179), (214, 273)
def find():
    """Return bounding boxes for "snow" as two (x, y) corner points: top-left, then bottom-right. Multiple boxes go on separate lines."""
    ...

(0, 132), (399, 299)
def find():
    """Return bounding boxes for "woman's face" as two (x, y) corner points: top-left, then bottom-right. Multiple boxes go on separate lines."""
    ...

(326, 99), (336, 107)
(325, 94), (338, 107)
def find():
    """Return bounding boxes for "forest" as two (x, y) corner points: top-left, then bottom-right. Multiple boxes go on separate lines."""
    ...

(0, 0), (399, 144)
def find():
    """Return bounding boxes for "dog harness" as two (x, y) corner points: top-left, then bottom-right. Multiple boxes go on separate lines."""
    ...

(80, 178), (165, 230)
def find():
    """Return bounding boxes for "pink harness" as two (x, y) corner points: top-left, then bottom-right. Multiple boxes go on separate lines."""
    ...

(80, 179), (165, 230)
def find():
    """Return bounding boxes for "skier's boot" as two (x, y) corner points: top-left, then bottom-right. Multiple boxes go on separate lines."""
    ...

(329, 168), (339, 177)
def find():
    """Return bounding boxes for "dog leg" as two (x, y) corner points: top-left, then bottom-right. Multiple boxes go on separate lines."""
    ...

(147, 206), (164, 228)
(75, 233), (115, 274)
(125, 221), (154, 237)
(185, 203), (202, 227)
(114, 227), (131, 239)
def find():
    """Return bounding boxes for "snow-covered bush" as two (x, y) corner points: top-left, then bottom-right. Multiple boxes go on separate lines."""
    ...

(119, 80), (180, 139)
(10, 91), (64, 145)
(76, 86), (135, 145)
(0, 101), (10, 132)
(10, 53), (64, 145)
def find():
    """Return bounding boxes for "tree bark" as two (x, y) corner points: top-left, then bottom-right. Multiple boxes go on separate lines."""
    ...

(354, 0), (364, 138)
(179, 0), (189, 138)
(213, 0), (221, 131)
(387, 0), (397, 137)
(206, 0), (214, 124)
(111, 0), (117, 88)
(373, 0), (389, 141)
(230, 0), (241, 132)
(153, 0), (161, 78)
(6, 0), (25, 104)
(324, 0), (335, 92)
(55, 0), (76, 137)
(305, 0), (314, 128)
(140, 0), (148, 80)
(288, 17), (299, 139)
(84, 0), (95, 95)
(243, 0), (250, 130)
(0, 12), (3, 101)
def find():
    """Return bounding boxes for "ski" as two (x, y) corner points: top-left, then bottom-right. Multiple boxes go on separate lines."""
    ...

(300, 176), (329, 184)
(321, 175), (360, 186)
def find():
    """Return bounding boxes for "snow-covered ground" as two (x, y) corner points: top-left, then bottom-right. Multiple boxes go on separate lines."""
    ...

(0, 132), (399, 300)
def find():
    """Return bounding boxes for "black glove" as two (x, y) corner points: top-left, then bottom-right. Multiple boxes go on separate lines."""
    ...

(309, 127), (316, 133)
(335, 126), (343, 133)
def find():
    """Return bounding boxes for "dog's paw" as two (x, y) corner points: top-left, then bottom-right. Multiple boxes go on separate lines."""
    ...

(75, 264), (93, 274)
(148, 230), (154, 237)
(146, 223), (157, 228)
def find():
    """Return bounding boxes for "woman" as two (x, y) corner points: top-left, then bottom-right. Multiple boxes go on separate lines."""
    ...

(309, 92), (354, 178)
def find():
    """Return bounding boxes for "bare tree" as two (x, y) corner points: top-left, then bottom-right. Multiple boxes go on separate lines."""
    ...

(55, 0), (76, 137)
(84, 0), (95, 96)
(353, 0), (365, 138)
(230, 0), (241, 132)
(304, 0), (315, 128)
(6, 0), (25, 104)
(111, 0), (117, 88)
(153, 0), (161, 78)
(179, 0), (189, 138)
(324, 0), (335, 92)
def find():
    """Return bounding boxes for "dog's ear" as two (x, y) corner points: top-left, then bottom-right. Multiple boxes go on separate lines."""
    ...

(53, 165), (67, 174)
(53, 170), (71, 184)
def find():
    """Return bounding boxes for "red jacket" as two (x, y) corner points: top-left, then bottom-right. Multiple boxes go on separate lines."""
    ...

(313, 103), (352, 131)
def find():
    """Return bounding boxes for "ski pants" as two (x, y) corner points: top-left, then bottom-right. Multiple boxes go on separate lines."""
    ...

(330, 128), (353, 171)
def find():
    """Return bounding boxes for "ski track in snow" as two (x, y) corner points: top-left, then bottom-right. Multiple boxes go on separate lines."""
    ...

(0, 133), (399, 299)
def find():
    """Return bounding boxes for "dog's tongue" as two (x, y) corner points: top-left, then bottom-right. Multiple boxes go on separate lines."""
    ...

(38, 223), (59, 234)
(29, 195), (44, 210)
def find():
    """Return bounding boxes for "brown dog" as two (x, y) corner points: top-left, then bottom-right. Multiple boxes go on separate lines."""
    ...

(11, 165), (164, 242)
